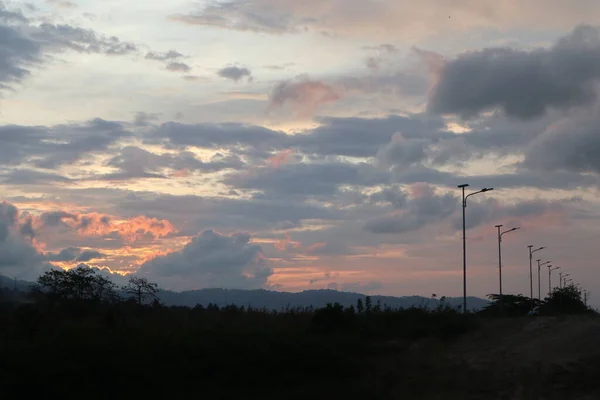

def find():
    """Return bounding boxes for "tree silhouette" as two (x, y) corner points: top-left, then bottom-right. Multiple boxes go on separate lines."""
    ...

(36, 267), (116, 302)
(541, 285), (590, 315)
(480, 294), (542, 316)
(122, 276), (158, 305)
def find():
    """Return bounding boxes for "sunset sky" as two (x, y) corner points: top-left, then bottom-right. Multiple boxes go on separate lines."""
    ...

(1, 0), (600, 304)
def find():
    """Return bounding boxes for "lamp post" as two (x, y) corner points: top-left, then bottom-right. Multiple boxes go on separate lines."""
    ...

(495, 225), (520, 301)
(459, 184), (493, 314)
(561, 272), (571, 289)
(565, 278), (573, 287)
(548, 266), (560, 296)
(537, 260), (551, 300)
(528, 245), (545, 309)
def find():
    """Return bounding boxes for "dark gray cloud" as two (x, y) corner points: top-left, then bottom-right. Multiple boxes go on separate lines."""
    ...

(94, 146), (244, 181)
(0, 24), (41, 87)
(47, 247), (104, 263)
(145, 50), (183, 61)
(134, 111), (161, 127)
(0, 169), (73, 185)
(111, 190), (342, 234)
(76, 250), (104, 262)
(429, 25), (600, 119)
(148, 121), (283, 150)
(33, 23), (138, 55)
(46, 246), (81, 262)
(450, 198), (567, 231)
(138, 229), (273, 290)
(0, 201), (51, 279)
(34, 119), (131, 169)
(364, 185), (457, 234)
(390, 165), (599, 191)
(0, 119), (131, 170)
(217, 65), (253, 82)
(375, 133), (429, 169)
(40, 211), (78, 227)
(223, 160), (388, 199)
(523, 111), (600, 174)
(288, 114), (447, 158)
(166, 61), (191, 73)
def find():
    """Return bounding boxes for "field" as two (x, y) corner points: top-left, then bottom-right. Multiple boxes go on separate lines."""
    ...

(1, 295), (599, 399)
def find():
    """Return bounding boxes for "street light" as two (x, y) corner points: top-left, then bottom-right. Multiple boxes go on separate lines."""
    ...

(459, 184), (493, 314)
(495, 225), (520, 301)
(562, 274), (571, 288)
(528, 245), (545, 309)
(537, 260), (551, 300)
(548, 265), (560, 296)
(565, 278), (573, 287)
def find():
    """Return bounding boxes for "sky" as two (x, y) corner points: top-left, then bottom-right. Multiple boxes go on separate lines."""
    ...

(1, 0), (600, 304)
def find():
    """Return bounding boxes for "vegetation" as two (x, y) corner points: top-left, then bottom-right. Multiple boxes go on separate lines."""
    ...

(482, 284), (595, 317)
(0, 268), (599, 399)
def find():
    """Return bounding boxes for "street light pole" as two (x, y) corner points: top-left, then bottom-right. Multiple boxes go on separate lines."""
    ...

(559, 272), (562, 289)
(459, 184), (493, 314)
(562, 274), (570, 288)
(548, 266), (560, 297)
(528, 245), (545, 309)
(496, 225), (520, 301)
(537, 260), (550, 300)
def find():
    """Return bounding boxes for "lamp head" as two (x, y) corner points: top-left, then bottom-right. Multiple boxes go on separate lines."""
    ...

(458, 184), (470, 188)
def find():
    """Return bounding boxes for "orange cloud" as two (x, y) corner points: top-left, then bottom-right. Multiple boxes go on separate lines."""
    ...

(33, 210), (177, 243)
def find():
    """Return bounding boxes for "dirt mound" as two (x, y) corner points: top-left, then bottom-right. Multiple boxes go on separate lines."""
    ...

(450, 316), (600, 368)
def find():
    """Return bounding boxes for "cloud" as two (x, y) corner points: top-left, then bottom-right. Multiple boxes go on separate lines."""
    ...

(138, 229), (273, 290)
(428, 25), (600, 119)
(148, 121), (284, 151)
(115, 192), (341, 234)
(217, 65), (253, 82)
(95, 146), (244, 181)
(46, 0), (78, 8)
(0, 118), (131, 169)
(223, 160), (387, 199)
(0, 24), (41, 87)
(0, 3), (183, 89)
(269, 78), (341, 116)
(46, 246), (104, 262)
(523, 109), (600, 174)
(0, 169), (73, 186)
(145, 50), (184, 61)
(364, 184), (457, 234)
(169, 0), (600, 40)
(0, 201), (51, 279)
(33, 23), (138, 55)
(166, 62), (192, 73)
(36, 210), (176, 243)
(0, 3), (28, 23)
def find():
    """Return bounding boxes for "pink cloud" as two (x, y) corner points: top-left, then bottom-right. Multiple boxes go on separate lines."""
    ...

(269, 78), (341, 117)
(266, 149), (296, 168)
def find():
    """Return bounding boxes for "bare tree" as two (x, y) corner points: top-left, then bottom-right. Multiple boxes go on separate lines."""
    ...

(122, 276), (159, 305)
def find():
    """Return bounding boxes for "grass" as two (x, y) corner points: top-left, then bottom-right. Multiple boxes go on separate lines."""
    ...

(1, 295), (600, 399)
